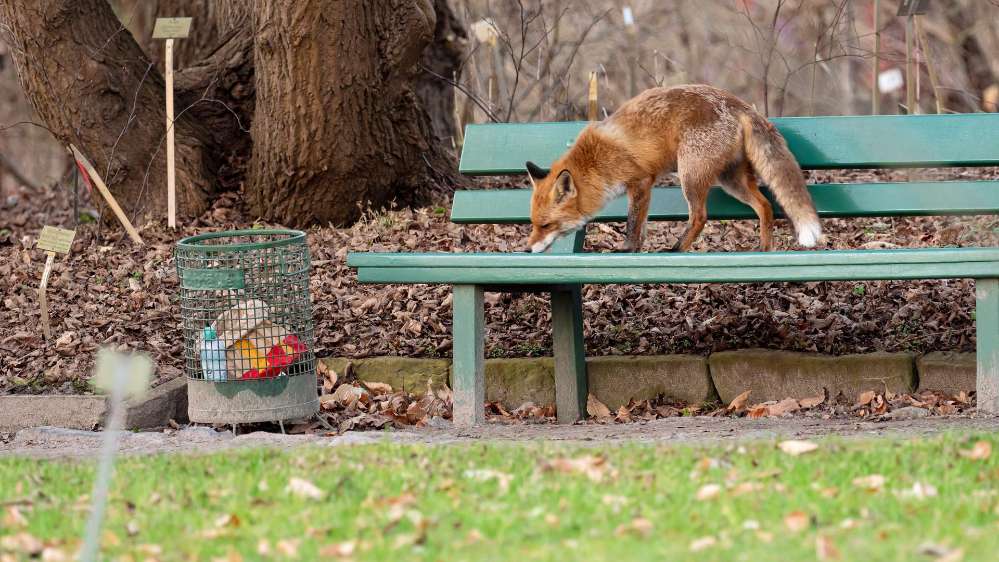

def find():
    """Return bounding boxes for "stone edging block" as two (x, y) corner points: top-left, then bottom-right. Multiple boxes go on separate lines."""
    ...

(1, 377), (190, 434)
(916, 352), (976, 394)
(709, 349), (916, 404)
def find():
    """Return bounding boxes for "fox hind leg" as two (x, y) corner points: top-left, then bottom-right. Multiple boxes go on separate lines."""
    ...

(719, 161), (774, 251)
(672, 176), (711, 252)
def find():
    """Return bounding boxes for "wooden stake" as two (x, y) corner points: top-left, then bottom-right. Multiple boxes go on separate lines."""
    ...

(153, 17), (190, 227)
(587, 71), (598, 121)
(70, 144), (144, 245)
(905, 13), (916, 114)
(38, 251), (55, 341)
(915, 16), (943, 114)
(165, 38), (176, 228)
(872, 0), (881, 115)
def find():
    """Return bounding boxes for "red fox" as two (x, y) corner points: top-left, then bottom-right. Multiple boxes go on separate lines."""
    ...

(525, 84), (823, 253)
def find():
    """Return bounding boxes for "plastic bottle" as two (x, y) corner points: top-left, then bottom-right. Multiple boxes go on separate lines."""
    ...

(200, 326), (228, 382)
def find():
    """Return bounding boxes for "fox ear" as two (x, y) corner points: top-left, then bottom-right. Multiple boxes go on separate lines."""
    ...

(552, 170), (575, 203)
(526, 161), (548, 183)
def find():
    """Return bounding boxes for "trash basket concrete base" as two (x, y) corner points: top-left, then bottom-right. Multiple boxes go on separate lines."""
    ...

(187, 373), (318, 424)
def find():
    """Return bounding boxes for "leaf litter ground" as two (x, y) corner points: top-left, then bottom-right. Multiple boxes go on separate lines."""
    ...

(0, 168), (996, 430)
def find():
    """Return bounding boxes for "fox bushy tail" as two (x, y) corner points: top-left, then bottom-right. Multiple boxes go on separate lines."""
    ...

(740, 114), (823, 247)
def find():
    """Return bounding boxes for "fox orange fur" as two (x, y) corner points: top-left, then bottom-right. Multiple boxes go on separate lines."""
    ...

(525, 84), (823, 253)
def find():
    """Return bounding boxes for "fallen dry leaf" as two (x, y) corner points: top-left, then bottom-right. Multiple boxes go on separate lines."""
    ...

(799, 391), (826, 408)
(615, 405), (633, 423)
(615, 517), (653, 538)
(959, 441), (991, 460)
(0, 532), (43, 555)
(856, 390), (876, 406)
(897, 481), (938, 500)
(732, 481), (764, 496)
(323, 383), (365, 409)
(727, 390), (752, 412)
(756, 530), (774, 543)
(689, 536), (717, 551)
(852, 474), (886, 492)
(319, 541), (357, 558)
(769, 397), (801, 416)
(286, 477), (324, 500)
(214, 513), (241, 528)
(784, 511), (810, 532)
(543, 455), (612, 483)
(276, 538), (301, 558)
(816, 535), (841, 560)
(3, 506), (27, 528)
(778, 440), (819, 456)
(40, 546), (72, 561)
(696, 483), (722, 501)
(464, 469), (513, 492)
(586, 394), (611, 419)
(363, 381), (393, 395)
(464, 529), (484, 545)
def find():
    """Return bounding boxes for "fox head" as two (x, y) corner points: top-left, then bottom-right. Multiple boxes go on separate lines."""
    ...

(525, 161), (584, 253)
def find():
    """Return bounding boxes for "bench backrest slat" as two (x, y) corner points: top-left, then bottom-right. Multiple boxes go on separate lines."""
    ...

(451, 181), (999, 224)
(458, 114), (999, 175)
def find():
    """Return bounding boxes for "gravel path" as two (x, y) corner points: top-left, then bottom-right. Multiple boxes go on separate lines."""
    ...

(5, 415), (999, 458)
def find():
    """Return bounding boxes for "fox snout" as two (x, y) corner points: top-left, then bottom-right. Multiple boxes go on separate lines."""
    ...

(527, 226), (558, 253)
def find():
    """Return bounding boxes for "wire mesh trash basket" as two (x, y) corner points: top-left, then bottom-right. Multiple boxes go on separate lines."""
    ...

(176, 229), (318, 424)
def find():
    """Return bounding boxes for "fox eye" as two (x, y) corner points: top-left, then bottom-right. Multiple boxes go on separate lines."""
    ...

(540, 223), (552, 230)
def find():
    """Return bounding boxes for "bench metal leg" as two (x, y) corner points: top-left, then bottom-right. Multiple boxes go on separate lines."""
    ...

(977, 278), (999, 414)
(453, 284), (485, 426)
(551, 285), (588, 424)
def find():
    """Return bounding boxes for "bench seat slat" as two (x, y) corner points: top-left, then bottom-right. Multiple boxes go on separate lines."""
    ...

(347, 247), (999, 284)
(458, 114), (999, 175)
(354, 263), (999, 284)
(451, 181), (999, 224)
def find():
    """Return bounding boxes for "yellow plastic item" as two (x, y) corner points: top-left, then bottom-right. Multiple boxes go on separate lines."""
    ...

(233, 338), (267, 371)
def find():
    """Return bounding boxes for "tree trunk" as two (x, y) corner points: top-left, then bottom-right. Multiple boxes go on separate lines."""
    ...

(945, 4), (997, 111)
(0, 0), (219, 219)
(414, 0), (466, 148)
(247, 0), (455, 227)
(173, 22), (255, 192)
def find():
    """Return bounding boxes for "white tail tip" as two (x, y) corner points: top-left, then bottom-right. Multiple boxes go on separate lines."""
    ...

(797, 220), (823, 248)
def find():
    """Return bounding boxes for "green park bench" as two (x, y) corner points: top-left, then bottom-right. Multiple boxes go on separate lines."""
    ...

(348, 113), (999, 426)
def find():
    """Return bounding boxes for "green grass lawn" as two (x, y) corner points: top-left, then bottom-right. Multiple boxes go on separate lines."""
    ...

(2, 434), (998, 561)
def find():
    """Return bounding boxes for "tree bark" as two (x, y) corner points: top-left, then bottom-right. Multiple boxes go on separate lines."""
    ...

(944, 4), (997, 111)
(0, 0), (219, 219)
(414, 0), (466, 148)
(173, 23), (254, 192)
(247, 0), (455, 227)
